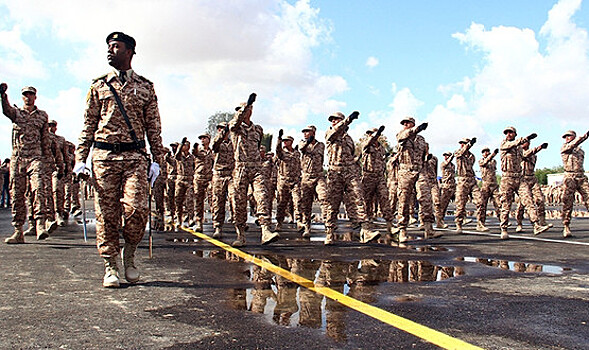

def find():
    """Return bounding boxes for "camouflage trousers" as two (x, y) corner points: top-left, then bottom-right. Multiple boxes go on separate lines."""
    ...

(194, 177), (211, 224)
(561, 173), (589, 226)
(428, 179), (442, 221)
(232, 163), (270, 227)
(479, 181), (501, 224)
(499, 175), (538, 229)
(165, 175), (176, 219)
(454, 176), (481, 224)
(387, 179), (398, 219)
(64, 173), (81, 213)
(439, 184), (455, 221)
(299, 174), (328, 225)
(175, 176), (194, 224)
(516, 176), (546, 225)
(152, 173), (166, 215)
(41, 165), (55, 220)
(92, 159), (148, 258)
(362, 172), (394, 222)
(211, 172), (232, 228)
(10, 156), (46, 228)
(52, 171), (66, 217)
(325, 168), (367, 229)
(276, 177), (301, 224)
(396, 169), (433, 228)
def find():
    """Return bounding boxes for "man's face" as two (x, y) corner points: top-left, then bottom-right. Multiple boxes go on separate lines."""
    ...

(22, 92), (36, 106)
(201, 137), (210, 147)
(303, 130), (314, 139)
(49, 125), (57, 133)
(522, 141), (530, 150)
(402, 121), (414, 130)
(107, 41), (133, 69)
(444, 154), (451, 160)
(482, 151), (490, 157)
(182, 142), (190, 152)
(330, 118), (342, 127)
(505, 131), (516, 141)
(284, 140), (293, 149)
(565, 135), (575, 143)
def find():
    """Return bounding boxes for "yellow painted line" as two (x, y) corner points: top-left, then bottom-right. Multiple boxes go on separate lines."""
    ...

(181, 227), (483, 350)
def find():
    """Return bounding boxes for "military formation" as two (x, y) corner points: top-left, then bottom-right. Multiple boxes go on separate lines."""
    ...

(2, 32), (589, 289)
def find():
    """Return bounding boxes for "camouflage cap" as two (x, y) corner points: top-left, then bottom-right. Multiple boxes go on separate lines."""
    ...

(503, 126), (517, 135)
(328, 112), (345, 121)
(198, 133), (211, 140)
(170, 142), (179, 147)
(21, 86), (37, 95)
(562, 130), (576, 138)
(481, 147), (490, 153)
(302, 125), (316, 132)
(106, 32), (136, 52)
(366, 127), (379, 134)
(443, 152), (452, 157)
(400, 117), (415, 125)
(48, 119), (57, 126)
(282, 136), (294, 142)
(459, 138), (471, 144)
(216, 122), (228, 128)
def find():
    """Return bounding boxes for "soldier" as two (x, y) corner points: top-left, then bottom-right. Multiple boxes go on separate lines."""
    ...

(498, 126), (550, 239)
(63, 141), (79, 220)
(1, 84), (51, 243)
(324, 111), (379, 245)
(48, 120), (68, 227)
(74, 32), (165, 287)
(164, 142), (179, 230)
(263, 150), (277, 216)
(211, 122), (234, 238)
(298, 125), (328, 237)
(193, 133), (214, 232)
(395, 117), (434, 242)
(560, 130), (589, 237)
(174, 137), (195, 228)
(385, 151), (400, 224)
(437, 152), (455, 228)
(152, 147), (168, 231)
(229, 98), (278, 247)
(453, 137), (482, 234)
(478, 147), (501, 231)
(361, 126), (395, 236)
(515, 140), (550, 232)
(423, 152), (442, 228)
(274, 131), (302, 233)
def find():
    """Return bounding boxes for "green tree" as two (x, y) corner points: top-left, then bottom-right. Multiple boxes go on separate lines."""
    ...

(206, 111), (233, 136)
(535, 166), (564, 185)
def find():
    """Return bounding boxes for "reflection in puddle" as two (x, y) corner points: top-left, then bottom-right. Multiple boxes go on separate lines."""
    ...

(459, 257), (568, 274)
(194, 249), (463, 343)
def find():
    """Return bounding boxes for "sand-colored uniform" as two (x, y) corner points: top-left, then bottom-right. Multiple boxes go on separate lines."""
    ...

(174, 150), (195, 225)
(75, 70), (165, 258)
(165, 151), (177, 220)
(439, 156), (456, 220)
(386, 154), (400, 219)
(361, 135), (394, 222)
(193, 145), (214, 225)
(454, 143), (481, 225)
(516, 146), (547, 225)
(478, 153), (501, 224)
(299, 139), (328, 226)
(50, 132), (68, 219)
(64, 141), (80, 214)
(423, 155), (441, 222)
(275, 143), (301, 225)
(211, 132), (234, 229)
(561, 133), (589, 226)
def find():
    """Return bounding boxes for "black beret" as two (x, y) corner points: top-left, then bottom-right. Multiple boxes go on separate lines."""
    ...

(106, 32), (136, 52)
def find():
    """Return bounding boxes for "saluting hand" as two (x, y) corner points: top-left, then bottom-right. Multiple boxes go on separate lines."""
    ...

(0, 83), (7, 94)
(541, 142), (548, 149)
(416, 122), (428, 133)
(526, 133), (538, 140)
(278, 129), (284, 140)
(349, 111), (360, 121)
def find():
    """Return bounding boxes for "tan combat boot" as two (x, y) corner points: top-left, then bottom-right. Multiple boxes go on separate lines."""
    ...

(56, 213), (66, 227)
(297, 221), (305, 233)
(36, 220), (49, 240)
(261, 225), (279, 245)
(273, 221), (283, 232)
(463, 218), (473, 226)
(533, 223), (550, 236)
(194, 221), (203, 232)
(212, 226), (222, 239)
(436, 218), (448, 229)
(45, 218), (57, 234)
(398, 228), (408, 243)
(232, 225), (246, 247)
(563, 225), (572, 238)
(302, 222), (311, 238)
(500, 228), (509, 240)
(360, 223), (381, 244)
(476, 222), (489, 232)
(515, 224), (523, 233)
(455, 222), (463, 234)
(103, 256), (120, 288)
(121, 243), (140, 283)
(23, 220), (37, 236)
(324, 227), (335, 246)
(5, 226), (25, 244)
(424, 222), (443, 239)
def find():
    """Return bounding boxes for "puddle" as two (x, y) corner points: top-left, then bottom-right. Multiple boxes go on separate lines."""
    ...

(458, 257), (569, 274)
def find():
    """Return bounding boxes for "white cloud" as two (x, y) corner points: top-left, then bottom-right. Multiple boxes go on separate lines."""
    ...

(366, 56), (379, 68)
(388, 87), (424, 123)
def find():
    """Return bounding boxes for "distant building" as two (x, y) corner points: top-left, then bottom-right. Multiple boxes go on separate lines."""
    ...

(547, 172), (589, 186)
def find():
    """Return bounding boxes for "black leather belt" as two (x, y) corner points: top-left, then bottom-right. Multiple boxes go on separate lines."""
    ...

(93, 140), (145, 153)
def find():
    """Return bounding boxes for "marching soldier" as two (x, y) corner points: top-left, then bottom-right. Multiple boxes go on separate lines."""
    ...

(211, 122), (234, 238)
(48, 120), (68, 227)
(453, 137), (481, 234)
(478, 147), (501, 231)
(74, 32), (165, 287)
(423, 152), (442, 228)
(164, 142), (179, 230)
(324, 111), (379, 245)
(385, 150), (400, 225)
(193, 133), (214, 232)
(274, 131), (302, 233)
(437, 152), (455, 228)
(560, 129), (589, 237)
(1, 84), (51, 243)
(175, 137), (195, 228)
(152, 147), (168, 231)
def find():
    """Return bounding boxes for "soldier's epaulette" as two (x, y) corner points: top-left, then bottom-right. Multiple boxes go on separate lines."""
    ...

(135, 74), (153, 85)
(92, 74), (108, 83)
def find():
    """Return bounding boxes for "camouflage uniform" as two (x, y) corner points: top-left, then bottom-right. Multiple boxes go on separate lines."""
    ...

(263, 154), (278, 215)
(174, 147), (195, 226)
(516, 144), (548, 227)
(164, 149), (178, 227)
(560, 130), (589, 236)
(193, 141), (214, 229)
(438, 153), (456, 228)
(75, 69), (165, 258)
(275, 137), (302, 228)
(152, 150), (167, 229)
(64, 141), (80, 217)
(385, 153), (399, 221)
(423, 154), (441, 224)
(49, 127), (68, 225)
(299, 134), (328, 235)
(211, 128), (234, 233)
(478, 149), (501, 227)
(2, 87), (51, 242)
(454, 139), (482, 231)
(361, 130), (394, 224)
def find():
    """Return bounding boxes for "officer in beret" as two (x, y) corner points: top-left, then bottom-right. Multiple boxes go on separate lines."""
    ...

(74, 32), (165, 288)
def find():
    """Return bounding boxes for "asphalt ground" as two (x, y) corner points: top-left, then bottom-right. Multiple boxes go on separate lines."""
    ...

(1, 202), (588, 350)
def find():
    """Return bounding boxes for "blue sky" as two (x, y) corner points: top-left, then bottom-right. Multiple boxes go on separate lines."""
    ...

(1, 0), (588, 173)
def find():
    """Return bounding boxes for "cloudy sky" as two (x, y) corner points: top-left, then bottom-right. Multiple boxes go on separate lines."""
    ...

(1, 0), (588, 172)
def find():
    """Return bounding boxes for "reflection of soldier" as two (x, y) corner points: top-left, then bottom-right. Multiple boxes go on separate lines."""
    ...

(250, 263), (276, 314)
(316, 260), (350, 342)
(273, 257), (298, 326)
(211, 122), (234, 238)
(2, 84), (51, 244)
(560, 129), (589, 237)
(499, 127), (549, 239)
(193, 133), (214, 232)
(438, 152), (455, 228)
(454, 137), (481, 234)
(516, 140), (550, 232)
(274, 132), (302, 232)
(290, 258), (322, 328)
(347, 259), (388, 304)
(478, 147), (501, 231)
(324, 112), (380, 245)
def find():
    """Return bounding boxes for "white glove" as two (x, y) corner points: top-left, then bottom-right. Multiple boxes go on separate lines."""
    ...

(73, 162), (87, 176)
(148, 162), (160, 188)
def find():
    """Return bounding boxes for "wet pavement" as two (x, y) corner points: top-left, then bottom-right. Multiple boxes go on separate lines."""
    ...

(1, 202), (588, 349)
